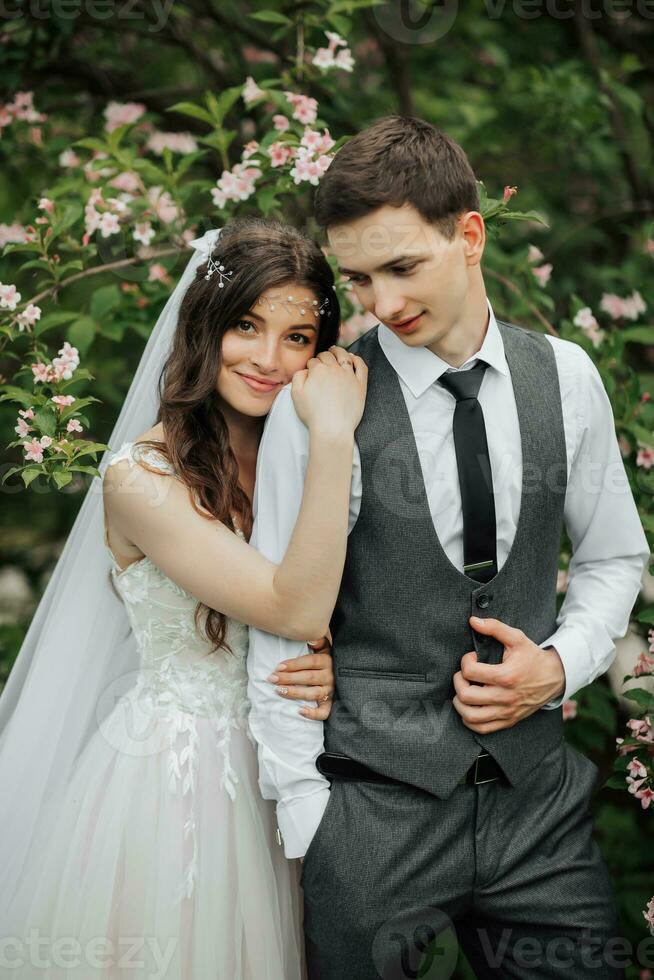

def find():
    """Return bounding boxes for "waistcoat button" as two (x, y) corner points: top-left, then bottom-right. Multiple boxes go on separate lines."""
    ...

(476, 594), (490, 609)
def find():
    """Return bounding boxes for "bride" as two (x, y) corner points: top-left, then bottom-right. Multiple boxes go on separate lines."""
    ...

(0, 216), (367, 978)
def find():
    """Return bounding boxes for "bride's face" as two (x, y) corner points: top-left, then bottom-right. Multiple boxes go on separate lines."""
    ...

(217, 284), (321, 418)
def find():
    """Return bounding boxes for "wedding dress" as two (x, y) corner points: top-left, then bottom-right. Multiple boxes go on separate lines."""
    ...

(2, 440), (304, 980)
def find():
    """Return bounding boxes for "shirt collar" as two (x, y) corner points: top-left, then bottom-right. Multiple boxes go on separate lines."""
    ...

(377, 298), (510, 399)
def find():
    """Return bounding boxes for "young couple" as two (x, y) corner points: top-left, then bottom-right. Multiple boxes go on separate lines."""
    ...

(0, 115), (648, 980)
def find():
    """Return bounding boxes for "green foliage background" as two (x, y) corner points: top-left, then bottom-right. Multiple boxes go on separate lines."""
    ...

(1, 2), (653, 975)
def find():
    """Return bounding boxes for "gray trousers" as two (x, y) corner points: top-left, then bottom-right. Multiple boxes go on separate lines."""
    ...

(301, 740), (625, 979)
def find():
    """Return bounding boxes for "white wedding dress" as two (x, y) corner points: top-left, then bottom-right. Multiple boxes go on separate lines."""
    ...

(3, 441), (304, 979)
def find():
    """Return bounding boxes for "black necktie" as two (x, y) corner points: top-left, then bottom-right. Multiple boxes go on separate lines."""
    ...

(438, 361), (497, 583)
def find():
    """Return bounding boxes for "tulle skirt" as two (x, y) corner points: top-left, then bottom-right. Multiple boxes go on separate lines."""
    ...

(2, 699), (305, 979)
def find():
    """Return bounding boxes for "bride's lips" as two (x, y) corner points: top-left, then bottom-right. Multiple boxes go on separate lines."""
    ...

(237, 373), (282, 393)
(390, 312), (424, 334)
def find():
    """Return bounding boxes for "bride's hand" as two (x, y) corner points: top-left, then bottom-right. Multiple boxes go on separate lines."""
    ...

(265, 631), (335, 721)
(291, 346), (367, 439)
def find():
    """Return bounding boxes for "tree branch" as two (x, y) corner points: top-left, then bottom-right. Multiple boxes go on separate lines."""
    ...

(484, 268), (559, 337)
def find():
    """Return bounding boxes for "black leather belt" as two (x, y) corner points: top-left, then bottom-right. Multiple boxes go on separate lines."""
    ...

(316, 751), (504, 788)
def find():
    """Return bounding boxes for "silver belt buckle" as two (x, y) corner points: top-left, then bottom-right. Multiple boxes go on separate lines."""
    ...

(473, 751), (498, 786)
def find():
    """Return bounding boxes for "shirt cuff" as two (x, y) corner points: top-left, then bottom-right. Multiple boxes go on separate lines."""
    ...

(276, 787), (331, 859)
(539, 625), (591, 709)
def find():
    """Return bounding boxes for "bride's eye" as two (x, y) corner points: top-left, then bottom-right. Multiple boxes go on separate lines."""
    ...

(288, 333), (312, 346)
(235, 320), (256, 334)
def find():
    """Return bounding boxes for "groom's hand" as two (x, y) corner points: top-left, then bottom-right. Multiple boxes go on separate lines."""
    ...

(451, 616), (566, 734)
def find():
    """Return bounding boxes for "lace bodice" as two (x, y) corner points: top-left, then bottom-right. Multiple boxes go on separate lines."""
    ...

(104, 442), (252, 899)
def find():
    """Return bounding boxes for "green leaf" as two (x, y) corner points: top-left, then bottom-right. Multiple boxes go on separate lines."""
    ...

(636, 604), (654, 624)
(212, 87), (244, 126)
(166, 102), (213, 125)
(22, 467), (42, 487)
(74, 137), (109, 153)
(602, 774), (627, 790)
(1, 466), (23, 484)
(248, 10), (292, 23)
(89, 284), (121, 321)
(0, 385), (36, 407)
(34, 310), (79, 338)
(68, 316), (97, 355)
(33, 406), (58, 438)
(99, 320), (125, 341)
(620, 328), (654, 346)
(69, 464), (102, 476)
(622, 688), (654, 708)
(53, 471), (73, 489)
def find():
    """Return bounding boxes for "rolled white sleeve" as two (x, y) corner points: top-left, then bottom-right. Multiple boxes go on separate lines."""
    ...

(540, 347), (650, 708)
(246, 386), (329, 859)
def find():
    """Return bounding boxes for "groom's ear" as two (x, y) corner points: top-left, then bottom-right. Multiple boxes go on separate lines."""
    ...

(460, 212), (485, 267)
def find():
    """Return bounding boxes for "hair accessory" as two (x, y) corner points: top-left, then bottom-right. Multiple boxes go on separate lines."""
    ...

(188, 228), (233, 288)
(256, 292), (330, 318)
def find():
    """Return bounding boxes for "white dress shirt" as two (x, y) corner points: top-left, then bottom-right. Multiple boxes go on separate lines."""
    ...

(246, 300), (650, 859)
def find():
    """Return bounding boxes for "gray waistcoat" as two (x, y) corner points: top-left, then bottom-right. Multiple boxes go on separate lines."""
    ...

(326, 320), (567, 799)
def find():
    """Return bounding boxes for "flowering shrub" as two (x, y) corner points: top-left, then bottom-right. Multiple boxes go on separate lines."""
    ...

(0, 0), (652, 954)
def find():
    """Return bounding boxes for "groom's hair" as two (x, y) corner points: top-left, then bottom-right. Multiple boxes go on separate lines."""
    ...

(314, 115), (479, 240)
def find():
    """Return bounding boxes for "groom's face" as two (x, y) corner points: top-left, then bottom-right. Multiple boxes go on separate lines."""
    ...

(327, 203), (482, 348)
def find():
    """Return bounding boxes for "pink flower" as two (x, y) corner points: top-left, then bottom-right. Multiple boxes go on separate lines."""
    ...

(38, 196), (54, 214)
(627, 717), (654, 742)
(645, 239), (654, 256)
(273, 114), (290, 133)
(334, 48), (355, 72)
(0, 282), (21, 310)
(66, 419), (83, 433)
(532, 263), (552, 287)
(146, 131), (198, 155)
(147, 186), (179, 224)
(634, 651), (654, 677)
(133, 221), (155, 246)
(242, 140), (260, 160)
(0, 222), (28, 246)
(211, 161), (262, 208)
(267, 142), (295, 168)
(23, 435), (52, 463)
(19, 407), (35, 420)
(562, 699), (577, 720)
(51, 394), (75, 409)
(14, 417), (32, 437)
(636, 446), (654, 469)
(7, 91), (46, 123)
(627, 757), (648, 779)
(313, 48), (337, 70)
(98, 212), (120, 238)
(600, 290), (646, 321)
(148, 263), (171, 283)
(503, 185), (517, 203)
(290, 148), (333, 186)
(16, 302), (41, 331)
(301, 127), (335, 155)
(325, 31), (348, 49)
(284, 91), (318, 126)
(648, 628), (654, 654)
(109, 171), (140, 194)
(23, 438), (45, 463)
(644, 897), (654, 936)
(58, 149), (80, 168)
(104, 100), (146, 133)
(52, 341), (79, 380)
(527, 244), (544, 263)
(31, 362), (52, 383)
(242, 76), (265, 105)
(636, 786), (654, 809)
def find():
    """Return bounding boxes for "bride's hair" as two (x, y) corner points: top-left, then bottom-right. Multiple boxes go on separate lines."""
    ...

(139, 215), (341, 654)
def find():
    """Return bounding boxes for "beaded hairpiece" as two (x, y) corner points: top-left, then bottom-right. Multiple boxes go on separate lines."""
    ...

(203, 252), (234, 288)
(256, 291), (331, 318)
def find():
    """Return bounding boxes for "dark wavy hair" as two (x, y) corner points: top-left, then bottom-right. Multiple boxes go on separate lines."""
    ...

(139, 215), (341, 653)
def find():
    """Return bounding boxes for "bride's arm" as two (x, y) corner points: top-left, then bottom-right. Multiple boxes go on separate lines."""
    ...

(103, 351), (366, 642)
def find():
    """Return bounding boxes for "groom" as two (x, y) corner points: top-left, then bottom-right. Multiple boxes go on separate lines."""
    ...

(247, 116), (649, 978)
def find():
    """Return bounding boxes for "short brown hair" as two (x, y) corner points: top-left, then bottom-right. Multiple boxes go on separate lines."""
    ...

(314, 115), (479, 239)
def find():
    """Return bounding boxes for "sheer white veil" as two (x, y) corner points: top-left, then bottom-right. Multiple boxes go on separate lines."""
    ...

(0, 227), (223, 918)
